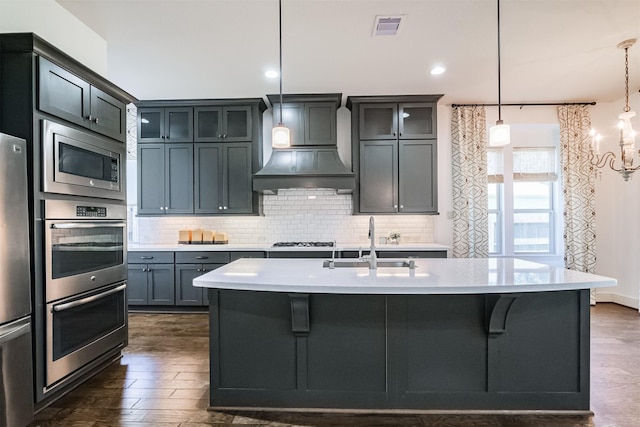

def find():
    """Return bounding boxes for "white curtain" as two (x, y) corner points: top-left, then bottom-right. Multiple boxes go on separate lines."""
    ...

(451, 106), (489, 258)
(558, 105), (597, 304)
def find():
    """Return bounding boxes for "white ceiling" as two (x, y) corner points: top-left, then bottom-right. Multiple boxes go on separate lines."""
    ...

(56, 0), (640, 107)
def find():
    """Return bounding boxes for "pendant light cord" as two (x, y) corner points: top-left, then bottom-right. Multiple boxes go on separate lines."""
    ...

(497, 0), (502, 121)
(278, 0), (284, 124)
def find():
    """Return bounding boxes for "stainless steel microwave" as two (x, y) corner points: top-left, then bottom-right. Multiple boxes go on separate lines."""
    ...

(42, 120), (125, 200)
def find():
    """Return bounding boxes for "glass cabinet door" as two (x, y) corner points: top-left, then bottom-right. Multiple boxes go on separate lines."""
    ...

(398, 103), (436, 139)
(194, 107), (222, 142)
(164, 107), (193, 142)
(223, 106), (252, 142)
(138, 108), (164, 142)
(194, 106), (252, 142)
(359, 104), (398, 140)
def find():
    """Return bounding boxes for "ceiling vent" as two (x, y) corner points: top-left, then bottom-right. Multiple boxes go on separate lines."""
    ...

(373, 15), (404, 36)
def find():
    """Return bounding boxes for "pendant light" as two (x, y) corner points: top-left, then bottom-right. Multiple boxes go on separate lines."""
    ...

(489, 0), (510, 147)
(272, 0), (290, 148)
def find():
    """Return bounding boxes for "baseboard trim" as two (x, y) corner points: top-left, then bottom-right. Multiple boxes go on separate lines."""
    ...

(596, 292), (639, 310)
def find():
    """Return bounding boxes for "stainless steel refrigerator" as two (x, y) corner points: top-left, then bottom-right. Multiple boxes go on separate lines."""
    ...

(0, 133), (33, 427)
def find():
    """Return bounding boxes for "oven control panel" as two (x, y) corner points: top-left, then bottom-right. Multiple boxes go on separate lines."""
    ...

(76, 206), (107, 217)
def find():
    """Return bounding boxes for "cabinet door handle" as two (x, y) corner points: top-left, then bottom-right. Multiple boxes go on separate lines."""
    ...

(223, 206), (228, 210)
(94, 117), (99, 124)
(218, 206), (222, 210)
(196, 256), (208, 260)
(160, 207), (164, 211)
(217, 134), (223, 138)
(400, 205), (404, 209)
(393, 132), (396, 137)
(86, 115), (93, 122)
(140, 256), (154, 260)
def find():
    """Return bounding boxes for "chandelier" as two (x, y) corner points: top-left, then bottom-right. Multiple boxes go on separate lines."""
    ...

(589, 38), (637, 181)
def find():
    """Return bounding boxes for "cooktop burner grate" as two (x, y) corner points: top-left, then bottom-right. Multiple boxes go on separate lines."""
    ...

(272, 241), (335, 247)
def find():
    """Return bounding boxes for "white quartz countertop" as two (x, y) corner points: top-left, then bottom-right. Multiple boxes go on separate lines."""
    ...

(127, 243), (450, 252)
(193, 258), (616, 295)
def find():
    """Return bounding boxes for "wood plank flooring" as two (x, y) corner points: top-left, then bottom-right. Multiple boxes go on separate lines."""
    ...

(29, 303), (640, 427)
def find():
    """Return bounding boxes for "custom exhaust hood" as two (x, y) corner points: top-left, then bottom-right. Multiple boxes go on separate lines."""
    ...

(253, 94), (356, 194)
(253, 147), (356, 194)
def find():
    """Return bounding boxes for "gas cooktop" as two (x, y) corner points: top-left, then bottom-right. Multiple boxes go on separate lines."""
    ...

(272, 241), (335, 248)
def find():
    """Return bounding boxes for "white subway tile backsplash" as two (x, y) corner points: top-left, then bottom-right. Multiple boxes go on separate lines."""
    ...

(132, 189), (435, 245)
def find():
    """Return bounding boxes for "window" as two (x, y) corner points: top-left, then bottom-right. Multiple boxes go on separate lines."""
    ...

(488, 126), (562, 262)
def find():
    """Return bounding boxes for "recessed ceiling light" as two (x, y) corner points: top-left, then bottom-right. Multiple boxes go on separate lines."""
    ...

(430, 66), (446, 75)
(265, 70), (279, 79)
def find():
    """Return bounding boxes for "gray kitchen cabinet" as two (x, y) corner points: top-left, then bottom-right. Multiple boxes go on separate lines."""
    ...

(267, 94), (340, 146)
(175, 252), (230, 306)
(359, 140), (437, 214)
(347, 95), (442, 214)
(359, 140), (398, 213)
(127, 251), (267, 308)
(194, 106), (252, 142)
(398, 140), (437, 213)
(194, 142), (253, 214)
(358, 102), (437, 140)
(176, 265), (212, 306)
(38, 57), (126, 142)
(127, 252), (175, 305)
(137, 143), (194, 215)
(138, 107), (193, 143)
(137, 99), (265, 216)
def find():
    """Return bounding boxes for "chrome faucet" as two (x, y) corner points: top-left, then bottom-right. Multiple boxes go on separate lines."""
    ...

(368, 216), (377, 269)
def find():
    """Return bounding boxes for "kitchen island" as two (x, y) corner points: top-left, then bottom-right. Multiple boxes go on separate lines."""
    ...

(194, 258), (616, 413)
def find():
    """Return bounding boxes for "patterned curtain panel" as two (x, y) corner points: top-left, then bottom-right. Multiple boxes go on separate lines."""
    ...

(451, 106), (489, 258)
(558, 105), (597, 303)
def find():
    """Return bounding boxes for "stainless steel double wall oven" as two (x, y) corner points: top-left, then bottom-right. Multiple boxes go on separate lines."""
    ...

(41, 120), (128, 392)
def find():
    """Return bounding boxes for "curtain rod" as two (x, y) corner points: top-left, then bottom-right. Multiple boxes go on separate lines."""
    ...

(451, 102), (596, 108)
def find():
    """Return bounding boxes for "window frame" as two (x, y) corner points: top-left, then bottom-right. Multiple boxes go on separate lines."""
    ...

(487, 126), (563, 264)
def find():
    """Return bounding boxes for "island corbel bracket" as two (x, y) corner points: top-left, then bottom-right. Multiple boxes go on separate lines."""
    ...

(486, 294), (521, 337)
(289, 294), (310, 334)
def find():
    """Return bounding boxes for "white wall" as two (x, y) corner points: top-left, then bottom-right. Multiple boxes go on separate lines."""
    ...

(0, 0), (107, 76)
(590, 93), (640, 309)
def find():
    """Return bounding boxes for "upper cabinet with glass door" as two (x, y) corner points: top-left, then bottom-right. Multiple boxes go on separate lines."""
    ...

(359, 102), (437, 140)
(194, 106), (252, 142)
(137, 107), (193, 143)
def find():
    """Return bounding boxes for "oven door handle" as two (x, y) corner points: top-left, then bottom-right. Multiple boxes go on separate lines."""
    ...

(50, 222), (126, 229)
(52, 283), (126, 313)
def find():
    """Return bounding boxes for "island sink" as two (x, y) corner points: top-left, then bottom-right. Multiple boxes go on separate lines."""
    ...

(323, 259), (416, 269)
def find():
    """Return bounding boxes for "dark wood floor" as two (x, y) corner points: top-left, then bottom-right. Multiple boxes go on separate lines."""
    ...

(29, 303), (640, 427)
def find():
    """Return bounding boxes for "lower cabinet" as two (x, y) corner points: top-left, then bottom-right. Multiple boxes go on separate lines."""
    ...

(127, 263), (175, 305)
(128, 250), (267, 308)
(127, 249), (445, 308)
(176, 263), (225, 306)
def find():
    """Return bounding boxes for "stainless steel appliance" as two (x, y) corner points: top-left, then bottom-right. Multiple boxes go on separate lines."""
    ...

(45, 199), (126, 302)
(45, 281), (126, 388)
(0, 134), (34, 426)
(43, 199), (127, 390)
(42, 119), (125, 201)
